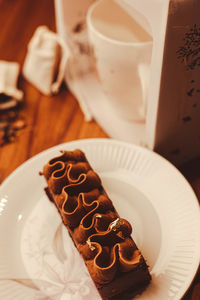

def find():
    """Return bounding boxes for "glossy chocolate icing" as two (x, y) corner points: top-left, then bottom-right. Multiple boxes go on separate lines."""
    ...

(43, 149), (151, 299)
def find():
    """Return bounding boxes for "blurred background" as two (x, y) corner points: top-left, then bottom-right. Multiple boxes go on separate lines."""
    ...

(0, 0), (108, 181)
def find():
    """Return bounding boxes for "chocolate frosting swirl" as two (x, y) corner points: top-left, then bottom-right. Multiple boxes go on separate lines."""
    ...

(43, 149), (146, 286)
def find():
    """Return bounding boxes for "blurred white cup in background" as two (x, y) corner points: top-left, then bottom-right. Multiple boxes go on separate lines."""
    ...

(87, 0), (153, 121)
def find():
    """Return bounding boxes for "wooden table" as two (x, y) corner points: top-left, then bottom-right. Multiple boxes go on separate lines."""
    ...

(0, 1), (199, 299)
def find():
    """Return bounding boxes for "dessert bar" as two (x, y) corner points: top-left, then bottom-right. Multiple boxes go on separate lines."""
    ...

(42, 149), (151, 299)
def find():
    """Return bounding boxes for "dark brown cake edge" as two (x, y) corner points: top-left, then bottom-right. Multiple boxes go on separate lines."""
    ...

(97, 264), (151, 299)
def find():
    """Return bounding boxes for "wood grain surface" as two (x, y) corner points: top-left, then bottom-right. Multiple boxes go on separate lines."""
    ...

(0, 1), (199, 299)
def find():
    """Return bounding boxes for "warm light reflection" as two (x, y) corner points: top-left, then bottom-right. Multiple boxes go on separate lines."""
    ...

(18, 214), (23, 221)
(0, 197), (7, 215)
(1, 198), (7, 203)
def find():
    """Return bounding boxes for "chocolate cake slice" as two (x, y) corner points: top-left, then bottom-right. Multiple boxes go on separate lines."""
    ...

(42, 149), (151, 299)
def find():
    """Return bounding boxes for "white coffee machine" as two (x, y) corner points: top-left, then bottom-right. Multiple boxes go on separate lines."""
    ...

(55, 0), (200, 165)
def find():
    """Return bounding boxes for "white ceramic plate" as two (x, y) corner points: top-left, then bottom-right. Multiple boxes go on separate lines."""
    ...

(0, 138), (200, 300)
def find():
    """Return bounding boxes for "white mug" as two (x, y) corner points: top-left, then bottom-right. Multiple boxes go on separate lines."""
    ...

(87, 0), (153, 121)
